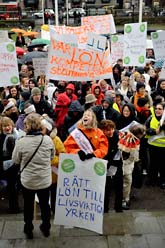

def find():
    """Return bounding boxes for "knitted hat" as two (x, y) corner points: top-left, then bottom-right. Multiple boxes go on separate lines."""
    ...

(102, 96), (114, 106)
(85, 94), (97, 104)
(41, 119), (53, 131)
(31, 87), (41, 96)
(137, 97), (148, 107)
(3, 100), (14, 112)
(24, 104), (36, 114)
(136, 82), (145, 91)
(21, 91), (30, 101)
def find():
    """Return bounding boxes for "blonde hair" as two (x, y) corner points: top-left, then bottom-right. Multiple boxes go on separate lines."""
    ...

(79, 109), (97, 129)
(1, 116), (14, 129)
(121, 76), (130, 84)
(24, 113), (42, 132)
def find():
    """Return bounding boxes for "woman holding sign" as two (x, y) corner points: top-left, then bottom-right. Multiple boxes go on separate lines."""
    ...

(64, 109), (108, 160)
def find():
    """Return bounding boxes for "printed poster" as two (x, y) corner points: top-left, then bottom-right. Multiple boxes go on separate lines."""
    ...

(54, 153), (107, 234)
(33, 58), (48, 78)
(123, 22), (147, 66)
(111, 34), (124, 64)
(0, 41), (19, 87)
(151, 31), (165, 60)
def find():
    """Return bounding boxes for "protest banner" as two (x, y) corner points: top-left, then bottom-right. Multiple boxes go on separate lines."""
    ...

(151, 31), (165, 60)
(111, 34), (124, 65)
(86, 33), (107, 52)
(81, 14), (116, 35)
(54, 153), (107, 234)
(123, 22), (147, 66)
(33, 58), (48, 78)
(46, 31), (112, 81)
(0, 41), (19, 87)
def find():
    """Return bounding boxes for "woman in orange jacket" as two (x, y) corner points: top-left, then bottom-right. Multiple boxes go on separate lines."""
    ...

(64, 109), (108, 160)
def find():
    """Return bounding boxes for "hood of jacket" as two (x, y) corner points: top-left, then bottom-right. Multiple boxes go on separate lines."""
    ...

(68, 100), (84, 113)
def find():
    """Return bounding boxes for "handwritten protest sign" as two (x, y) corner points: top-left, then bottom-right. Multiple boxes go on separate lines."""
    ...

(0, 41), (19, 87)
(49, 25), (92, 47)
(32, 58), (48, 78)
(123, 22), (147, 66)
(159, 61), (165, 79)
(54, 154), (107, 234)
(49, 26), (78, 47)
(111, 34), (124, 64)
(46, 31), (112, 81)
(81, 14), (116, 35)
(86, 33), (107, 52)
(151, 31), (165, 60)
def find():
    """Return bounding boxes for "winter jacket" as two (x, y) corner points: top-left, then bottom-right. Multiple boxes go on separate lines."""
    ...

(92, 104), (120, 124)
(116, 103), (138, 130)
(62, 100), (84, 141)
(64, 123), (108, 158)
(47, 86), (58, 109)
(28, 97), (55, 119)
(12, 134), (55, 190)
(0, 129), (18, 173)
(15, 114), (26, 131)
(91, 84), (104, 105)
(50, 129), (66, 183)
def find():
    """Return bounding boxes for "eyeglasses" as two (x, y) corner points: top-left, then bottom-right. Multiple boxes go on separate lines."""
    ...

(155, 108), (163, 110)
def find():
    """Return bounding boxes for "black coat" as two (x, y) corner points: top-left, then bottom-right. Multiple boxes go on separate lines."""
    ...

(28, 97), (55, 119)
(92, 105), (120, 125)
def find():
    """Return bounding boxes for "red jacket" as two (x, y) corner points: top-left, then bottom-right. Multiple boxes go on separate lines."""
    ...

(91, 83), (104, 105)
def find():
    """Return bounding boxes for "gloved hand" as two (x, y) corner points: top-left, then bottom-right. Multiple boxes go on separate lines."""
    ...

(78, 150), (86, 161)
(86, 153), (95, 159)
(122, 151), (130, 160)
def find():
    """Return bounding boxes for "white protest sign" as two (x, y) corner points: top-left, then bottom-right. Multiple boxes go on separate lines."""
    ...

(0, 30), (9, 41)
(151, 31), (165, 60)
(46, 31), (112, 81)
(0, 41), (19, 87)
(159, 61), (165, 79)
(86, 33), (107, 52)
(123, 22), (147, 66)
(81, 14), (116, 34)
(111, 34), (124, 64)
(41, 29), (50, 40)
(33, 58), (48, 78)
(49, 26), (78, 47)
(54, 153), (107, 234)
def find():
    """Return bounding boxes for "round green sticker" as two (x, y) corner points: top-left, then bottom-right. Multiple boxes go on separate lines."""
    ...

(61, 159), (75, 173)
(138, 55), (145, 64)
(94, 162), (105, 176)
(124, 57), (130, 65)
(125, 25), (132, 33)
(152, 32), (158, 39)
(112, 36), (118, 42)
(10, 76), (19, 84)
(140, 24), (145, 32)
(6, 43), (15, 52)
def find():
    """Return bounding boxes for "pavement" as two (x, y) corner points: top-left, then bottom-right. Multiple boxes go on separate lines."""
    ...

(1, 175), (165, 247)
(0, 210), (165, 248)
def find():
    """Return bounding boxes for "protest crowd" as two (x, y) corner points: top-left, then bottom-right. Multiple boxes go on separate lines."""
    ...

(0, 19), (165, 239)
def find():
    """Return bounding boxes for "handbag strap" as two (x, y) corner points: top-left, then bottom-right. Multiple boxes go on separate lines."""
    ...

(19, 135), (44, 174)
